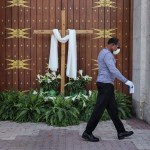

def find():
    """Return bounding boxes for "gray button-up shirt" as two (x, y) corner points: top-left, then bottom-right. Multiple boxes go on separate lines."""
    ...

(96, 48), (128, 84)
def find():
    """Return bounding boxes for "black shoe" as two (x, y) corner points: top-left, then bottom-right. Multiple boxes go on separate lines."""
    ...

(118, 131), (134, 140)
(82, 131), (99, 142)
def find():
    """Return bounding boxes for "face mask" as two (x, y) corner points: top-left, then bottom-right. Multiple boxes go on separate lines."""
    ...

(113, 48), (120, 55)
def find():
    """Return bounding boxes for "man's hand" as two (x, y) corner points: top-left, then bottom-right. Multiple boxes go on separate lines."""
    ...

(125, 80), (134, 87)
(125, 80), (134, 94)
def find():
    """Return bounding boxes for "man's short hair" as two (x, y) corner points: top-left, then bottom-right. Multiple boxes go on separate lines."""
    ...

(107, 38), (119, 45)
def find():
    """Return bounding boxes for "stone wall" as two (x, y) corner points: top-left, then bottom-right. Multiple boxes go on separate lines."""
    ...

(133, 0), (150, 123)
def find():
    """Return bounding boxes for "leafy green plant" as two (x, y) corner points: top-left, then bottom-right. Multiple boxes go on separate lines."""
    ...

(39, 88), (58, 97)
(115, 91), (132, 119)
(65, 92), (89, 110)
(101, 91), (131, 120)
(0, 91), (21, 121)
(45, 95), (80, 127)
(15, 91), (46, 122)
(80, 91), (131, 122)
(80, 91), (97, 121)
(0, 88), (131, 127)
(65, 70), (92, 95)
(37, 72), (61, 93)
(101, 110), (110, 121)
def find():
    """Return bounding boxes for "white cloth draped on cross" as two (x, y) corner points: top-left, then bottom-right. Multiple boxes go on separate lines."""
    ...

(48, 29), (77, 80)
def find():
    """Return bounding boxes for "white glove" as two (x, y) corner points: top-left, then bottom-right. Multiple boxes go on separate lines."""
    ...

(125, 80), (134, 94)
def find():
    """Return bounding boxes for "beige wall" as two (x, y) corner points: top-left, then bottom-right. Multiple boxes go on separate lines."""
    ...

(132, 0), (150, 123)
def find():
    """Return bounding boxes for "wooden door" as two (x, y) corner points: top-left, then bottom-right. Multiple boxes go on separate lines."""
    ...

(0, 0), (133, 93)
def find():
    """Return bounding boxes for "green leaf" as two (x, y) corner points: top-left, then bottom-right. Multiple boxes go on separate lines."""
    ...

(57, 109), (63, 122)
(36, 108), (41, 114)
(16, 110), (28, 120)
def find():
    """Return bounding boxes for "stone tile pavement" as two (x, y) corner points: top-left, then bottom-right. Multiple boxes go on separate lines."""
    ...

(0, 118), (150, 150)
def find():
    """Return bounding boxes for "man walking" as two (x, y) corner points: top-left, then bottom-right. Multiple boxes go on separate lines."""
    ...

(82, 38), (134, 142)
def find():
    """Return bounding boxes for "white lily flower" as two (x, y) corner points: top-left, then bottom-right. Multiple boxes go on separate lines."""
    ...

(37, 74), (41, 80)
(47, 79), (51, 83)
(76, 93), (81, 99)
(39, 79), (42, 83)
(76, 77), (79, 80)
(72, 95), (77, 101)
(39, 92), (43, 97)
(48, 96), (56, 101)
(57, 74), (61, 79)
(64, 96), (71, 100)
(89, 90), (92, 97)
(44, 96), (56, 101)
(45, 72), (51, 77)
(33, 90), (38, 95)
(88, 77), (92, 81)
(78, 70), (83, 76)
(83, 75), (92, 81)
(83, 100), (86, 108)
(64, 83), (69, 86)
(83, 75), (89, 80)
(51, 77), (56, 80)
(82, 94), (88, 100)
(44, 97), (49, 101)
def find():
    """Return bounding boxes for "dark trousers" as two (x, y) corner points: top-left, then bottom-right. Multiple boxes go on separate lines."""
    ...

(85, 82), (125, 134)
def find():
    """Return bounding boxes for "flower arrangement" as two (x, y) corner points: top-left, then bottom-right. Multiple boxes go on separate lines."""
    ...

(37, 72), (61, 94)
(65, 70), (92, 95)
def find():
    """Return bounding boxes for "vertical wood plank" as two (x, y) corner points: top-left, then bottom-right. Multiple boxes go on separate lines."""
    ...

(79, 0), (86, 76)
(68, 0), (74, 29)
(98, 1), (105, 90)
(110, 0), (117, 90)
(122, 0), (130, 94)
(0, 0), (6, 91)
(92, 0), (99, 90)
(56, 0), (62, 29)
(98, 3), (104, 56)
(116, 0), (123, 92)
(5, 2), (13, 90)
(18, 5), (25, 90)
(36, 0), (43, 89)
(50, 0), (56, 29)
(104, 3), (111, 45)
(86, 0), (92, 91)
(42, 0), (50, 74)
(12, 3), (19, 90)
(24, 0), (31, 90)
(31, 0), (37, 89)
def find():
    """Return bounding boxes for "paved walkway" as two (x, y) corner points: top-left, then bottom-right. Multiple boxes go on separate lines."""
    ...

(0, 118), (150, 150)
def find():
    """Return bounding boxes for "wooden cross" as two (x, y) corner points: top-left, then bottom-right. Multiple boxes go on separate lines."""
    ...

(34, 10), (93, 93)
